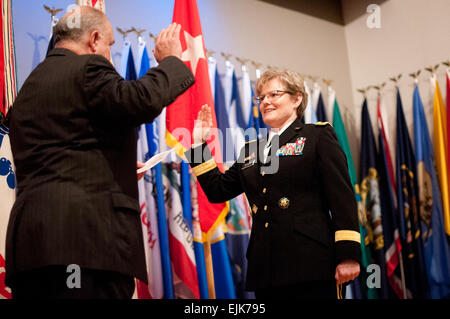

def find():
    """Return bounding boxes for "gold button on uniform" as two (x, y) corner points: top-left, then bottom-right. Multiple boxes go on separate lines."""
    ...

(278, 197), (290, 209)
(265, 222), (269, 228)
(261, 171), (265, 176)
(262, 188), (267, 194)
(252, 204), (258, 215)
(264, 205), (268, 211)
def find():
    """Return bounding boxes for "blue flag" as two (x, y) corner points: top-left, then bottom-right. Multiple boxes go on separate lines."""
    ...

(213, 67), (233, 163)
(231, 71), (249, 139)
(316, 91), (328, 122)
(359, 98), (388, 298)
(412, 85), (450, 298)
(377, 110), (405, 299)
(395, 88), (429, 298)
(218, 64), (255, 299)
(210, 225), (236, 299)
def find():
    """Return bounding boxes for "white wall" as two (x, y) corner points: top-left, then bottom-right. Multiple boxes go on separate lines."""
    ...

(12, 0), (354, 117)
(344, 0), (450, 174)
(13, 0), (74, 88)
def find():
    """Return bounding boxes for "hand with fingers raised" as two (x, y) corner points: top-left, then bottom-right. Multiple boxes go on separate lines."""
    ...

(193, 104), (213, 145)
(153, 23), (182, 62)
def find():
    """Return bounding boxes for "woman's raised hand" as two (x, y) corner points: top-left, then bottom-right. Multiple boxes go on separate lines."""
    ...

(193, 104), (213, 144)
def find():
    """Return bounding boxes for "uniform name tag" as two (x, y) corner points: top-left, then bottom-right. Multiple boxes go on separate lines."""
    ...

(241, 160), (255, 170)
(241, 153), (256, 170)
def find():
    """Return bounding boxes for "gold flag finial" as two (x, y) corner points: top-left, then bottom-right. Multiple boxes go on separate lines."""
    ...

(235, 57), (249, 66)
(206, 49), (215, 58)
(149, 32), (157, 41)
(389, 73), (402, 86)
(425, 64), (440, 75)
(310, 75), (319, 83)
(130, 27), (146, 37)
(372, 82), (386, 91)
(372, 82), (386, 96)
(409, 70), (421, 83)
(443, 60), (450, 74)
(221, 52), (233, 61)
(323, 79), (333, 87)
(44, 5), (63, 18)
(357, 86), (371, 97)
(117, 27), (133, 38)
(251, 60), (263, 70)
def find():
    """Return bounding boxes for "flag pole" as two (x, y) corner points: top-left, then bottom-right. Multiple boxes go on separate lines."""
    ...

(397, 247), (407, 299)
(203, 239), (216, 299)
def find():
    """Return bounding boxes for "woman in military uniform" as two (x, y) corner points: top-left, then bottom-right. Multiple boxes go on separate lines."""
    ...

(186, 69), (361, 299)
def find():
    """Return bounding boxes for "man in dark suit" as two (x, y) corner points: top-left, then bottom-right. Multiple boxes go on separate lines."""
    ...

(5, 6), (194, 298)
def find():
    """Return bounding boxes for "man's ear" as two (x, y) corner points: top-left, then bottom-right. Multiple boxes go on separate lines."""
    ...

(87, 30), (100, 53)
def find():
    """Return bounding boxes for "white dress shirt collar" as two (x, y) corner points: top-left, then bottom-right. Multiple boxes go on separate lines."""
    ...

(266, 118), (296, 145)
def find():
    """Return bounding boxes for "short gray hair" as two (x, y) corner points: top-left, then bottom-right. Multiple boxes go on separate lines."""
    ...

(53, 6), (106, 44)
(255, 69), (309, 119)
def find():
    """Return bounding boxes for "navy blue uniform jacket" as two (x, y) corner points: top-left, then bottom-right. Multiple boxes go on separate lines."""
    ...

(186, 118), (361, 291)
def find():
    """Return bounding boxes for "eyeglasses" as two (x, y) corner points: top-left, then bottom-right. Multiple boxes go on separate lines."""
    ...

(253, 90), (293, 105)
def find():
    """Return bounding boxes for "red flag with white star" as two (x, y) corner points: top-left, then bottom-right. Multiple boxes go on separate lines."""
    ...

(166, 0), (228, 240)
(76, 0), (105, 12)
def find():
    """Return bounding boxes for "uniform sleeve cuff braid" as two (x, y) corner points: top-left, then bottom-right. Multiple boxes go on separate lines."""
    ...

(335, 230), (361, 244)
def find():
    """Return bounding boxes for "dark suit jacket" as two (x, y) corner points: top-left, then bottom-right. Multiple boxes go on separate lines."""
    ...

(186, 118), (361, 291)
(5, 48), (194, 286)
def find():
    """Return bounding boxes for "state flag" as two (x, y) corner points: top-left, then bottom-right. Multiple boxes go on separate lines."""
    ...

(395, 88), (429, 298)
(413, 83), (450, 298)
(431, 77), (450, 237)
(359, 98), (386, 298)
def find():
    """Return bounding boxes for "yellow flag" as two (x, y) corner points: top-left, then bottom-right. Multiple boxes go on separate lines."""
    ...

(432, 77), (450, 236)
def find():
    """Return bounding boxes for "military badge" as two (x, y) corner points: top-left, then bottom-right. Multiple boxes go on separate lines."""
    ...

(241, 152), (256, 170)
(278, 197), (290, 209)
(276, 137), (306, 156)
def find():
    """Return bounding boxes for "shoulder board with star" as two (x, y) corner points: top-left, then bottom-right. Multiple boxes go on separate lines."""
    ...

(315, 122), (332, 127)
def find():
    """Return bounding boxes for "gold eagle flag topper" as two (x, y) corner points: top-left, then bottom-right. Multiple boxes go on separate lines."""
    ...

(43, 5), (63, 18)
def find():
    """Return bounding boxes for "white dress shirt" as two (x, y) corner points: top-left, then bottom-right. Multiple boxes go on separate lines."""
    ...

(264, 119), (295, 162)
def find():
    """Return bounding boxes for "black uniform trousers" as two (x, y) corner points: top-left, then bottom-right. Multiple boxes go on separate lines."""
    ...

(11, 266), (134, 299)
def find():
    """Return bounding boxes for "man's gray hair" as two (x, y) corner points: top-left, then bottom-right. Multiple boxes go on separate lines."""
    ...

(53, 6), (106, 44)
